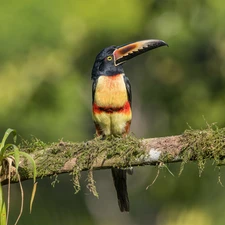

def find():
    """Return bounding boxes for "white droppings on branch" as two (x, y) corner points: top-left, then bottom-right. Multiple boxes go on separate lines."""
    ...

(138, 148), (161, 164)
(148, 148), (161, 162)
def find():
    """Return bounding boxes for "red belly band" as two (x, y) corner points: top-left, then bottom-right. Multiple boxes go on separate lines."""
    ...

(93, 101), (131, 114)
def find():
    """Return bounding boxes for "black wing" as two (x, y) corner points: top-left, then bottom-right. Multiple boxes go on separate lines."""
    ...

(92, 79), (98, 104)
(123, 76), (132, 108)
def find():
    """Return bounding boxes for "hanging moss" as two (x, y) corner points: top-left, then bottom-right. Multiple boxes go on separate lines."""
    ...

(71, 135), (142, 195)
(179, 125), (225, 176)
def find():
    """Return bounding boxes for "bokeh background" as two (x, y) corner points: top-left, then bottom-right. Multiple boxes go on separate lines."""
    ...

(1, 0), (225, 224)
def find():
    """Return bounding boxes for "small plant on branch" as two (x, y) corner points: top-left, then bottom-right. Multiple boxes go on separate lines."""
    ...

(0, 129), (37, 225)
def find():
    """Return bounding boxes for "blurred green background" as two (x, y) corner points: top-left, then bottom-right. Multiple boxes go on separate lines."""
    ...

(1, 0), (225, 224)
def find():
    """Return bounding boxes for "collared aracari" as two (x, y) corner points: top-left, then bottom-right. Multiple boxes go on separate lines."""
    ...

(91, 39), (168, 212)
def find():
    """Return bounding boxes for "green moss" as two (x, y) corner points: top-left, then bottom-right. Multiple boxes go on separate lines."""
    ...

(20, 134), (141, 197)
(20, 136), (47, 153)
(179, 124), (225, 176)
(17, 167), (30, 180)
(159, 151), (175, 163)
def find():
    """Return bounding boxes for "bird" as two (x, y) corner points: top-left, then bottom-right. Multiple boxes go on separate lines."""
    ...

(91, 39), (168, 212)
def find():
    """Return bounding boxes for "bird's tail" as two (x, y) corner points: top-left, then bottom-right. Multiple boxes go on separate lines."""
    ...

(111, 168), (129, 212)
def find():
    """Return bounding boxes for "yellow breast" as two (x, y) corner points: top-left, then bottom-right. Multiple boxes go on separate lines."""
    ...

(95, 74), (128, 108)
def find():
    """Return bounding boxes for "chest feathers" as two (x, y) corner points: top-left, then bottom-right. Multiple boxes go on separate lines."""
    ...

(94, 74), (128, 108)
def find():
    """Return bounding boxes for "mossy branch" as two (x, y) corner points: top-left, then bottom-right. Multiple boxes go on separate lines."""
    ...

(1, 126), (225, 192)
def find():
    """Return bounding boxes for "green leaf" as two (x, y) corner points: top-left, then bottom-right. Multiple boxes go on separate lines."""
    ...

(30, 182), (38, 214)
(18, 151), (38, 214)
(0, 184), (7, 225)
(13, 146), (20, 171)
(0, 129), (17, 158)
(1, 144), (13, 154)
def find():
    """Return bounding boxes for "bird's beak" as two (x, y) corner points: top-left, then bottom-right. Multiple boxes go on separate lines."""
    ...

(113, 39), (168, 66)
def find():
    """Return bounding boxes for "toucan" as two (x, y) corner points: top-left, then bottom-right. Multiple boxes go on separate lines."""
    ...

(91, 39), (168, 212)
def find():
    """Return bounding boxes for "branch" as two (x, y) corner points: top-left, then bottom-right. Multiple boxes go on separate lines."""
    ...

(1, 126), (225, 187)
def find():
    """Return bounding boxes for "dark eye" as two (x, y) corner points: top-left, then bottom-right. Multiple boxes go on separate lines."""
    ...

(107, 56), (113, 61)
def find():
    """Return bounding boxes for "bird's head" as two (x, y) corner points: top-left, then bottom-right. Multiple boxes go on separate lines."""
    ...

(91, 39), (168, 80)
